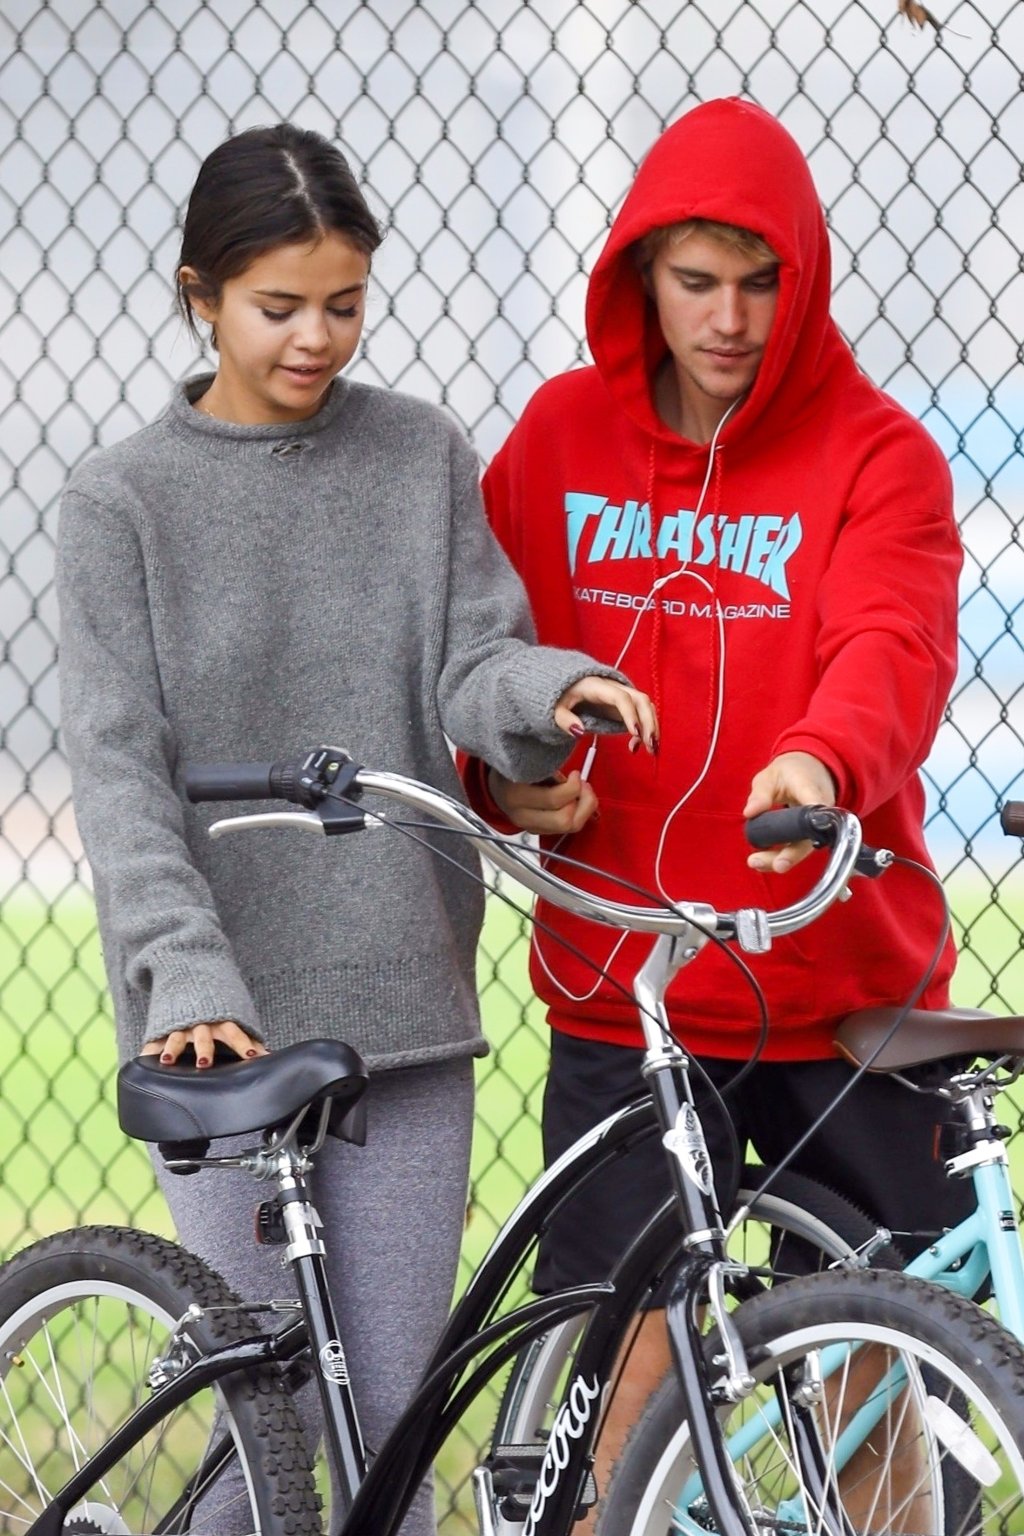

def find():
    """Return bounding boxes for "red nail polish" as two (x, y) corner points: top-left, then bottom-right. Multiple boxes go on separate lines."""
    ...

(246, 1049), (258, 1058)
(160, 1052), (173, 1064)
(197, 1055), (210, 1068)
(569, 723), (585, 738)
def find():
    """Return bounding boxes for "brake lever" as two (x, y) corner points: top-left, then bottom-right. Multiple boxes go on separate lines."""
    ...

(209, 802), (380, 839)
(210, 811), (327, 839)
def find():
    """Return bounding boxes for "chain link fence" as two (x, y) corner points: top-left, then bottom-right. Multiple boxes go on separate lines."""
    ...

(2, 0), (1023, 1525)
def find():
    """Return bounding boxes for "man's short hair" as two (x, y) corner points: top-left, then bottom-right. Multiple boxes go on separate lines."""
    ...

(634, 218), (777, 278)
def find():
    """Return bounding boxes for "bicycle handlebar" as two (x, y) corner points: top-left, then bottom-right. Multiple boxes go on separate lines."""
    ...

(1001, 802), (1024, 839)
(745, 804), (845, 851)
(185, 747), (878, 950)
(183, 761), (283, 802)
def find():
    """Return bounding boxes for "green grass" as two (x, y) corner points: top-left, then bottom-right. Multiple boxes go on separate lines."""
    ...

(1, 873), (1023, 1530)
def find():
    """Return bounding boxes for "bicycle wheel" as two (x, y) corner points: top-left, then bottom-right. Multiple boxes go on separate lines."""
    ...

(0, 1225), (322, 1536)
(598, 1268), (1024, 1536)
(493, 1166), (900, 1451)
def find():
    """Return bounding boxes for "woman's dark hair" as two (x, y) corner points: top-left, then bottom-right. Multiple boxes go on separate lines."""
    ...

(176, 124), (383, 337)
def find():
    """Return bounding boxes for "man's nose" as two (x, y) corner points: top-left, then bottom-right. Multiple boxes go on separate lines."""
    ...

(712, 287), (745, 335)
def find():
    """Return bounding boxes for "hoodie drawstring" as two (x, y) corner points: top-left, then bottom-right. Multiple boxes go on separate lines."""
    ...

(646, 439), (664, 740)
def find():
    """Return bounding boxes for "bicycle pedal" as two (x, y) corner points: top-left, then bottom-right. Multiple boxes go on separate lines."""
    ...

(487, 1442), (597, 1520)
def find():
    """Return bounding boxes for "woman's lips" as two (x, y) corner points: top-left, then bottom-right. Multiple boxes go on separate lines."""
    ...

(281, 364), (328, 383)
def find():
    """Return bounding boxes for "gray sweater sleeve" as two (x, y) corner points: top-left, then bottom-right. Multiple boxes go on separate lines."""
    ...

(56, 484), (262, 1044)
(436, 431), (625, 783)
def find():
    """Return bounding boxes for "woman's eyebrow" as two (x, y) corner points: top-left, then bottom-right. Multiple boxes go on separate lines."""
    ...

(251, 282), (366, 300)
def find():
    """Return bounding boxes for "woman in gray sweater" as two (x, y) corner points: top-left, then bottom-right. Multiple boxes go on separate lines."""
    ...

(57, 124), (655, 1536)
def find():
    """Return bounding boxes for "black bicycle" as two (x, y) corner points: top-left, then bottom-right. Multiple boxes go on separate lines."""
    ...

(3, 747), (1024, 1536)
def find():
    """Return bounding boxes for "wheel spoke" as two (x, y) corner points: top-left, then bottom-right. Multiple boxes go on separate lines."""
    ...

(0, 1228), (321, 1534)
(597, 1272), (1024, 1536)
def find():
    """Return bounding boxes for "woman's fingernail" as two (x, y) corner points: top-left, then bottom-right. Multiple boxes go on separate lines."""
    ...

(569, 723), (585, 738)
(160, 1052), (173, 1064)
(629, 736), (640, 753)
(648, 736), (659, 755)
(246, 1049), (258, 1058)
(196, 1055), (210, 1068)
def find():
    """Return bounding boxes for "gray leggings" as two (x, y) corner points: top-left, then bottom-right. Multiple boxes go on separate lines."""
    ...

(154, 1056), (475, 1536)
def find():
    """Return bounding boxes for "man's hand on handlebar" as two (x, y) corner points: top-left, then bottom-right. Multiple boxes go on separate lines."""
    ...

(744, 751), (839, 874)
(141, 1019), (269, 1069)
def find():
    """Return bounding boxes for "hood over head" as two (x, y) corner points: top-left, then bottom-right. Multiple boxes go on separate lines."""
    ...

(586, 98), (850, 447)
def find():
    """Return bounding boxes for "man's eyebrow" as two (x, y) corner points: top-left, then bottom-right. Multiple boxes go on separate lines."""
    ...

(251, 283), (366, 300)
(667, 261), (779, 280)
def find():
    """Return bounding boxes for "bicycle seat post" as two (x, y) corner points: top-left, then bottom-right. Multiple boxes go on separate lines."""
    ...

(260, 1127), (368, 1517)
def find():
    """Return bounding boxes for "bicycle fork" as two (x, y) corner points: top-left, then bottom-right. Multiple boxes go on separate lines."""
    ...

(636, 932), (761, 1536)
(642, 934), (854, 1536)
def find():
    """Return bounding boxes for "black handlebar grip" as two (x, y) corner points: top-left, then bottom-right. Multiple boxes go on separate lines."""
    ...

(745, 805), (837, 850)
(1001, 802), (1024, 838)
(184, 762), (280, 803)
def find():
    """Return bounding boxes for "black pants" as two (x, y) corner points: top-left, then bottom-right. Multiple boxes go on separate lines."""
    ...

(533, 1031), (974, 1295)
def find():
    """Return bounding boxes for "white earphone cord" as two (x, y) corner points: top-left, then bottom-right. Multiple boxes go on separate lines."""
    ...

(534, 395), (741, 1002)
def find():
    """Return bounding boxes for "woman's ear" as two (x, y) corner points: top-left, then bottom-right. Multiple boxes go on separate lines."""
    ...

(178, 265), (218, 325)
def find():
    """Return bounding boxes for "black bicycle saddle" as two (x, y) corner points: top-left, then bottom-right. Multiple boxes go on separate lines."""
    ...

(117, 1037), (369, 1150)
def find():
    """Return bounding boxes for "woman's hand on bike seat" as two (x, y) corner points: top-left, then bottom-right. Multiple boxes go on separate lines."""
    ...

(142, 1018), (269, 1069)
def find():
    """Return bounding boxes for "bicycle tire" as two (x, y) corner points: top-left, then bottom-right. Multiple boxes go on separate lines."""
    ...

(598, 1268), (1024, 1536)
(492, 1165), (900, 1452)
(727, 1163), (904, 1277)
(0, 1224), (322, 1536)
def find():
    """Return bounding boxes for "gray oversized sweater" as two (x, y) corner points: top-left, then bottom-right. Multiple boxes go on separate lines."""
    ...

(57, 375), (617, 1068)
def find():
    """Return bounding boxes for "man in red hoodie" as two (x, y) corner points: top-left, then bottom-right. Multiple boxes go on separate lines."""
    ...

(461, 96), (967, 1479)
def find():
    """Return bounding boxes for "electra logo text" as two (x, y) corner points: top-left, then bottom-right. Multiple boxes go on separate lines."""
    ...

(663, 1104), (713, 1194)
(566, 491), (802, 599)
(319, 1340), (350, 1384)
(523, 1373), (601, 1536)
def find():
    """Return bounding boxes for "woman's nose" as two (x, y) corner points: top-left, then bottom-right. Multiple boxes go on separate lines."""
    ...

(296, 311), (330, 351)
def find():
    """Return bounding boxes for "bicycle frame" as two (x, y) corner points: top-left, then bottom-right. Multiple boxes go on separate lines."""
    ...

(903, 1096), (1024, 1340)
(327, 990), (761, 1536)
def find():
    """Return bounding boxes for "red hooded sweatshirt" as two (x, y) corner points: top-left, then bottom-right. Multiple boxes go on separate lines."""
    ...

(463, 98), (961, 1061)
